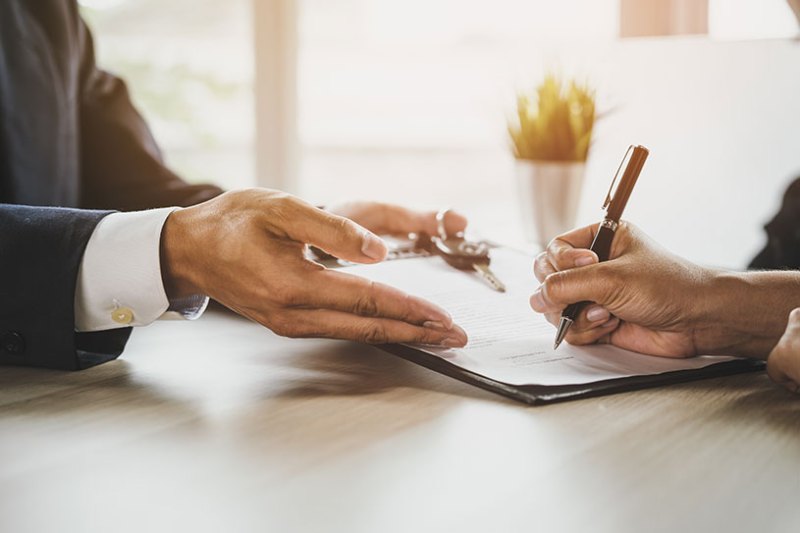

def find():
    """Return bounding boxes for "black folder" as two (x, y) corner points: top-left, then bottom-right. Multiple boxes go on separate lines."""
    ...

(380, 344), (764, 405)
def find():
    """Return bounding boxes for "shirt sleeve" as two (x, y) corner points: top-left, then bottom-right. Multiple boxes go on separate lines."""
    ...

(74, 208), (208, 332)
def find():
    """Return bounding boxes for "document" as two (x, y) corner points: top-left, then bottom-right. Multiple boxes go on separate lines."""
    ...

(341, 247), (738, 388)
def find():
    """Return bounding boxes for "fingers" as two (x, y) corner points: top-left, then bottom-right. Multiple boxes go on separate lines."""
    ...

(535, 221), (642, 277)
(533, 224), (600, 285)
(533, 251), (556, 283)
(542, 304), (617, 346)
(767, 308), (800, 393)
(531, 224), (624, 347)
(268, 308), (469, 347)
(294, 269), (455, 329)
(326, 201), (468, 238)
(529, 265), (614, 314)
(419, 208), (468, 237)
(565, 317), (621, 346)
(553, 223), (601, 250)
(278, 197), (389, 263)
(545, 233), (599, 272)
(375, 204), (468, 237)
(542, 305), (609, 327)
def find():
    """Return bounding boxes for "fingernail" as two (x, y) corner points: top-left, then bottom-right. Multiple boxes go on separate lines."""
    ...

(441, 337), (467, 348)
(530, 287), (545, 311)
(361, 231), (387, 260)
(601, 317), (619, 328)
(438, 324), (468, 347)
(586, 306), (609, 322)
(575, 254), (595, 267)
(421, 304), (453, 329)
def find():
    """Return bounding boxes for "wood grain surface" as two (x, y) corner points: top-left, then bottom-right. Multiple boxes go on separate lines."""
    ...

(1, 309), (798, 533)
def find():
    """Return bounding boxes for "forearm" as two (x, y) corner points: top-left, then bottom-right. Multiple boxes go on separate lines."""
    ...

(695, 270), (800, 358)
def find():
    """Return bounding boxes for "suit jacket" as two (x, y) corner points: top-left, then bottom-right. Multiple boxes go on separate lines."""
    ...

(750, 176), (800, 271)
(0, 0), (222, 370)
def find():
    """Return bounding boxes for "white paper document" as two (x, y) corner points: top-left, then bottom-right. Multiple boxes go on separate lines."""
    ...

(341, 247), (737, 387)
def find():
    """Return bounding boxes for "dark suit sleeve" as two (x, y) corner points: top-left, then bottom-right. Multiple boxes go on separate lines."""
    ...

(0, 205), (132, 370)
(76, 17), (223, 212)
(749, 176), (800, 270)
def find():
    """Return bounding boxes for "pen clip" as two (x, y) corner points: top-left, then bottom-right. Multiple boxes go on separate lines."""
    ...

(603, 145), (634, 211)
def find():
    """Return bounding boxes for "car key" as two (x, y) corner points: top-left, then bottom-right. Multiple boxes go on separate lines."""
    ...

(414, 232), (507, 293)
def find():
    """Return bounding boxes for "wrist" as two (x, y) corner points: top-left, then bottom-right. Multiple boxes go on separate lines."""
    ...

(692, 269), (800, 358)
(160, 208), (203, 301)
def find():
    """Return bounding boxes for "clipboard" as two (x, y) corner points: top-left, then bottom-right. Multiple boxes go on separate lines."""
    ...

(326, 242), (765, 406)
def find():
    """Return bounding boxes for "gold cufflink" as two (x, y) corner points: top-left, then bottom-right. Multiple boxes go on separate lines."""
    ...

(111, 304), (134, 325)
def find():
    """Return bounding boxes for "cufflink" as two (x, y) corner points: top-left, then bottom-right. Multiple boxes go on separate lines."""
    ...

(111, 306), (134, 325)
(0, 331), (25, 355)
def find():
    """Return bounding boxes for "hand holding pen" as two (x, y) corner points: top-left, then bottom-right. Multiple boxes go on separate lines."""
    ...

(530, 146), (800, 393)
(534, 145), (649, 349)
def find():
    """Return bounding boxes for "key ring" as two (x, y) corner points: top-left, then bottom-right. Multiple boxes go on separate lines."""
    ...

(436, 207), (465, 241)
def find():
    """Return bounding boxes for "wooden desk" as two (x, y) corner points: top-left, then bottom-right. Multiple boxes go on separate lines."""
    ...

(1, 309), (798, 533)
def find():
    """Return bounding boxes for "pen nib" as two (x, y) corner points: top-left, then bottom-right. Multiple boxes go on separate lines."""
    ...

(553, 318), (573, 350)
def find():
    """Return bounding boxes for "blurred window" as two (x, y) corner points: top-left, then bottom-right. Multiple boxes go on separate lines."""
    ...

(709, 0), (799, 40)
(620, 0), (799, 39)
(78, 0), (800, 209)
(80, 0), (255, 190)
(296, 0), (619, 209)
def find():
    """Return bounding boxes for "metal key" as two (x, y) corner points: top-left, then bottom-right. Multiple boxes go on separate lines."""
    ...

(471, 261), (507, 293)
(414, 232), (507, 293)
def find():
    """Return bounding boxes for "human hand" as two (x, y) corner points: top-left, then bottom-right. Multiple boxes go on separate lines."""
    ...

(160, 189), (468, 347)
(767, 309), (800, 393)
(529, 222), (716, 358)
(326, 201), (467, 239)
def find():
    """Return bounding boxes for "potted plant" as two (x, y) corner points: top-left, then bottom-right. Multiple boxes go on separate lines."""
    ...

(508, 74), (596, 245)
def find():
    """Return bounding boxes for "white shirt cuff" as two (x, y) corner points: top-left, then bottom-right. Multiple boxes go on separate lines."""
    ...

(74, 208), (209, 332)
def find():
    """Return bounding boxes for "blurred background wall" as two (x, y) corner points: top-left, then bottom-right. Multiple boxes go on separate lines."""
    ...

(80, 0), (800, 268)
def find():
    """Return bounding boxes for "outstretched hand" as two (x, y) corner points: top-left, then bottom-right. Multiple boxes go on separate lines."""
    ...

(160, 189), (468, 347)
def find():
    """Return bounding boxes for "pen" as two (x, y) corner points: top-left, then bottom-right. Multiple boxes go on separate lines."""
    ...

(553, 144), (650, 350)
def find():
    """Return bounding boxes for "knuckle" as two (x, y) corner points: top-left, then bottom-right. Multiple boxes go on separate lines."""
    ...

(534, 251), (549, 271)
(267, 203), (291, 228)
(534, 255), (554, 283)
(358, 323), (390, 344)
(544, 270), (568, 299)
(334, 215), (357, 239)
(591, 263), (617, 288)
(546, 236), (570, 254)
(397, 292), (416, 321)
(545, 238), (561, 258)
(353, 283), (380, 316)
(269, 193), (301, 221)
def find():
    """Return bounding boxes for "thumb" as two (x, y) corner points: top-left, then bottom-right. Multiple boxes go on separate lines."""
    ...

(284, 200), (388, 263)
(530, 264), (613, 314)
(785, 307), (800, 333)
(767, 308), (800, 393)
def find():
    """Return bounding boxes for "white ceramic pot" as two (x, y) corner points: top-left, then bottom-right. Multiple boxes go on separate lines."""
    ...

(515, 160), (586, 246)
